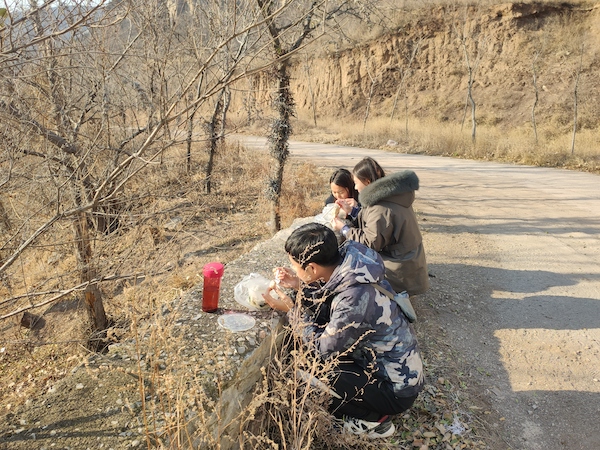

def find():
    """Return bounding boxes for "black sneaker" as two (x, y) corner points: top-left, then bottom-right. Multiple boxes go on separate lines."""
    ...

(343, 414), (396, 439)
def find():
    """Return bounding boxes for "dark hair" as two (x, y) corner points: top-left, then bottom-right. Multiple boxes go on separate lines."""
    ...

(353, 157), (385, 184)
(329, 168), (358, 201)
(284, 223), (341, 269)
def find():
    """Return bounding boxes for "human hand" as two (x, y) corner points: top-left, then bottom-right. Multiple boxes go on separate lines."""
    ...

(336, 198), (357, 214)
(263, 283), (294, 312)
(273, 267), (300, 290)
(332, 217), (345, 231)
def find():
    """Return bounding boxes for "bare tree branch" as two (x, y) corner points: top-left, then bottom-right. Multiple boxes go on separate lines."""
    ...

(0, 273), (148, 320)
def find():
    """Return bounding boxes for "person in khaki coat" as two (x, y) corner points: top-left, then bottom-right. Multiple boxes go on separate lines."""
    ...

(333, 157), (430, 296)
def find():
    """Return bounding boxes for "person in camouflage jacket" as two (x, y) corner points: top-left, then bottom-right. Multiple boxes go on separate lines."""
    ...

(265, 222), (424, 426)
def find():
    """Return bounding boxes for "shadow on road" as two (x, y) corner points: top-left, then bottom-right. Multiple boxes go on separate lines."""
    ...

(425, 260), (600, 450)
(424, 211), (600, 237)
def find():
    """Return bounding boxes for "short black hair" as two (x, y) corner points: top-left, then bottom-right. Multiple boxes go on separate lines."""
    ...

(353, 157), (385, 184)
(284, 223), (341, 269)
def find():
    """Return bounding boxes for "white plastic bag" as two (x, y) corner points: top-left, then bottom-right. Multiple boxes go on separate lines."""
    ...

(314, 203), (345, 228)
(234, 273), (274, 311)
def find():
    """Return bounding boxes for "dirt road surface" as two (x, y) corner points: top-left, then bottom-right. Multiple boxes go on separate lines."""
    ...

(236, 136), (600, 450)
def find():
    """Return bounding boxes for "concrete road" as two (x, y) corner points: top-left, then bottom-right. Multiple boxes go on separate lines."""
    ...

(234, 135), (600, 450)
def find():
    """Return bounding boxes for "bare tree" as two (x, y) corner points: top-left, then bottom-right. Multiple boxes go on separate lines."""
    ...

(0, 0), (273, 338)
(390, 37), (422, 135)
(362, 57), (377, 132)
(459, 38), (482, 143)
(571, 44), (584, 156)
(183, 0), (258, 189)
(454, 7), (485, 143)
(531, 50), (540, 144)
(1, 0), (115, 330)
(255, 0), (371, 231)
(390, 37), (423, 120)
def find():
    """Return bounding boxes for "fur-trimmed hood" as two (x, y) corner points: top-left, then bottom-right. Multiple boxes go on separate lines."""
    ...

(358, 170), (419, 208)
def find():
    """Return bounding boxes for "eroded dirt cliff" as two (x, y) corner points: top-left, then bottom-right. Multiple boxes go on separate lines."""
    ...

(245, 2), (600, 132)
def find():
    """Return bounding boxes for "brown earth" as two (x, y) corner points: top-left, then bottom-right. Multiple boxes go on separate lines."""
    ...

(237, 1), (600, 134)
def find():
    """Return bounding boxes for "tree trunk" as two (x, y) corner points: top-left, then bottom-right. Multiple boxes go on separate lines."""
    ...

(73, 213), (107, 331)
(218, 86), (231, 146)
(362, 63), (376, 133)
(186, 81), (203, 175)
(205, 89), (225, 194)
(267, 61), (293, 233)
(468, 82), (476, 143)
(0, 199), (10, 232)
(404, 94), (409, 137)
(85, 286), (107, 331)
(571, 45), (584, 156)
(531, 53), (539, 144)
(390, 40), (420, 122)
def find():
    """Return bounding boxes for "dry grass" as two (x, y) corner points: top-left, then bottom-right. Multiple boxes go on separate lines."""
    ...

(121, 283), (494, 450)
(281, 163), (333, 227)
(126, 318), (338, 449)
(0, 139), (331, 420)
(292, 112), (600, 174)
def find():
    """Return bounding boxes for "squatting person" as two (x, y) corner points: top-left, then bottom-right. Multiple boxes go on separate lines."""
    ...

(263, 222), (424, 439)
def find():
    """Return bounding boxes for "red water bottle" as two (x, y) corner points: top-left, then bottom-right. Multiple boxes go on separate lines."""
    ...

(202, 262), (224, 312)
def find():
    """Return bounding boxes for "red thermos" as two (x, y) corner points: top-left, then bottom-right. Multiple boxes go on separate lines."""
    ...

(202, 262), (224, 312)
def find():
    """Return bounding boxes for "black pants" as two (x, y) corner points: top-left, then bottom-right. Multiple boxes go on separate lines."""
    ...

(329, 360), (418, 422)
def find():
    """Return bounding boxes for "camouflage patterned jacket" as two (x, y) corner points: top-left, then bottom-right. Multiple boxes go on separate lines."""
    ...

(290, 240), (424, 397)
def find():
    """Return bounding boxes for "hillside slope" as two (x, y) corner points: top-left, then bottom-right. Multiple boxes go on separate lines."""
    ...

(244, 2), (600, 134)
